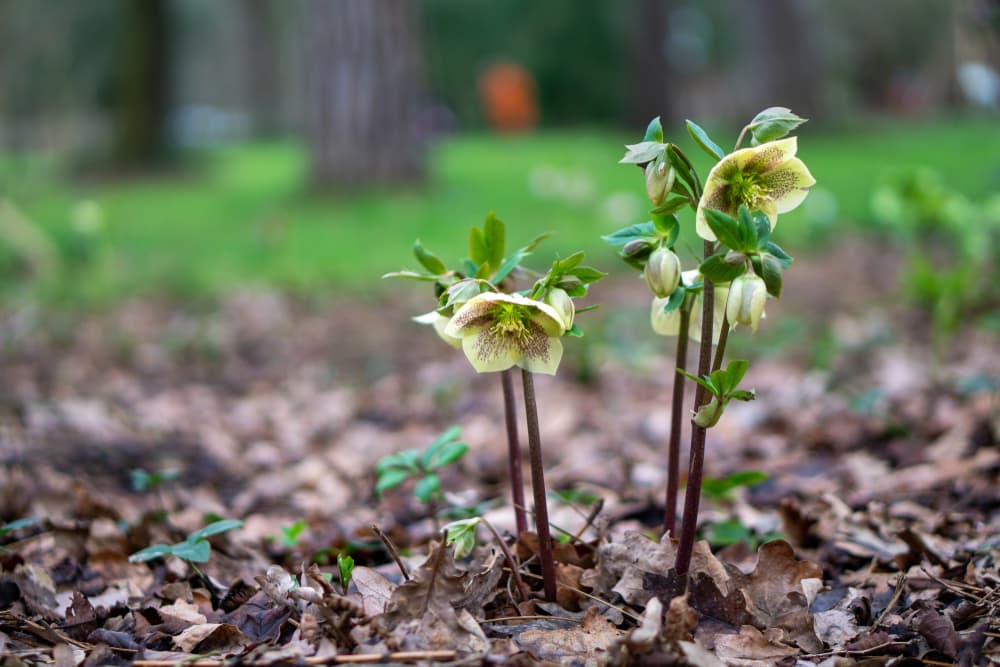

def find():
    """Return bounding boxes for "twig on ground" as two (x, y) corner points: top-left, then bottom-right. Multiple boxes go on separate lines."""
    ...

(371, 524), (410, 581)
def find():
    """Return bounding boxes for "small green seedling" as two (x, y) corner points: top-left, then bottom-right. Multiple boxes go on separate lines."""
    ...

(130, 467), (180, 493)
(679, 359), (756, 428)
(704, 518), (784, 549)
(701, 470), (769, 504)
(443, 518), (481, 559)
(375, 426), (469, 504)
(337, 552), (354, 595)
(129, 519), (244, 564)
(274, 520), (308, 548)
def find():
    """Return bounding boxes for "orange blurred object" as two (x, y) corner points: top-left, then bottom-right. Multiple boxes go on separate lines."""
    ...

(478, 62), (539, 133)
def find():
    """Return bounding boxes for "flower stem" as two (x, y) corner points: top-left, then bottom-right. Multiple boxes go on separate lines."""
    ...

(501, 369), (528, 536)
(663, 306), (691, 538)
(521, 368), (557, 602)
(675, 240), (716, 577)
(712, 313), (730, 373)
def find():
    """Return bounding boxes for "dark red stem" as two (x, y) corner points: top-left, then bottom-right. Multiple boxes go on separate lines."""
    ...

(521, 368), (557, 602)
(675, 240), (716, 576)
(501, 369), (528, 536)
(663, 306), (691, 537)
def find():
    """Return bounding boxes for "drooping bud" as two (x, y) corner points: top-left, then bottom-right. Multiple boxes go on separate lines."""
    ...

(644, 248), (681, 298)
(622, 239), (650, 258)
(726, 274), (767, 332)
(545, 288), (575, 332)
(644, 159), (676, 205)
(650, 297), (681, 336)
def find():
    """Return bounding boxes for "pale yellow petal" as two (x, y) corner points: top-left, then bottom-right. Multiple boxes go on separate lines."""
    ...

(461, 327), (518, 373)
(518, 336), (563, 375)
(759, 199), (779, 232)
(766, 157), (816, 214)
(446, 296), (493, 337)
(530, 301), (569, 336)
(695, 203), (717, 242)
(432, 314), (463, 349)
(650, 297), (682, 336)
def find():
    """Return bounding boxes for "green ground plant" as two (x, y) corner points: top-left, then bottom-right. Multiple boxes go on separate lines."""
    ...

(129, 518), (244, 565)
(375, 425), (470, 505)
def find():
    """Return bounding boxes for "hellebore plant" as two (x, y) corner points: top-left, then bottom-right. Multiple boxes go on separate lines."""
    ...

(388, 215), (603, 601)
(605, 107), (813, 576)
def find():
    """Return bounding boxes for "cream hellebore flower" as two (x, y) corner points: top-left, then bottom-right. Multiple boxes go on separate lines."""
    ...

(413, 311), (463, 349)
(651, 271), (730, 344)
(696, 137), (815, 242)
(726, 274), (767, 332)
(545, 288), (575, 331)
(444, 292), (566, 375)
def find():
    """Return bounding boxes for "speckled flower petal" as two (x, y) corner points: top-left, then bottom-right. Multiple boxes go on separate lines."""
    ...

(460, 326), (519, 373)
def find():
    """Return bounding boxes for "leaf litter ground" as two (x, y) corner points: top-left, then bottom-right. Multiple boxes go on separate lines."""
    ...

(1, 261), (998, 665)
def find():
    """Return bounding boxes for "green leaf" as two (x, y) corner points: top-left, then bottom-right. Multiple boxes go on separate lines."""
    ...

(650, 197), (691, 216)
(553, 251), (585, 273)
(601, 221), (657, 248)
(662, 285), (686, 313)
(705, 518), (754, 546)
(483, 213), (506, 270)
(0, 517), (41, 537)
(759, 254), (784, 298)
(665, 144), (702, 199)
(702, 470), (768, 500)
(170, 539), (212, 563)
(281, 520), (307, 547)
(699, 253), (747, 284)
(685, 120), (726, 161)
(492, 232), (552, 284)
(337, 552), (354, 592)
(420, 426), (463, 469)
(747, 107), (806, 145)
(722, 359), (749, 392)
(376, 468), (412, 494)
(375, 449), (420, 475)
(469, 227), (488, 266)
(414, 474), (441, 504)
(381, 271), (438, 282)
(570, 266), (607, 284)
(736, 206), (760, 252)
(752, 210), (772, 243)
(413, 240), (448, 275)
(128, 544), (173, 563)
(693, 398), (724, 428)
(678, 368), (718, 395)
(703, 209), (743, 252)
(762, 241), (793, 269)
(620, 141), (665, 165)
(188, 519), (244, 542)
(730, 389), (756, 401)
(643, 116), (663, 143)
(565, 324), (584, 337)
(426, 441), (469, 470)
(443, 518), (480, 559)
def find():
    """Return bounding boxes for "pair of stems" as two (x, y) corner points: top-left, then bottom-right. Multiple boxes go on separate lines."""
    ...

(667, 241), (731, 577)
(500, 368), (557, 602)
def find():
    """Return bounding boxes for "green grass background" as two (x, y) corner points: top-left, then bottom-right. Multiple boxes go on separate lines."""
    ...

(3, 116), (998, 305)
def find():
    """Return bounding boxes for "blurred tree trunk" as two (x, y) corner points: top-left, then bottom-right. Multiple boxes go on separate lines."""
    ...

(628, 0), (676, 125)
(745, 0), (821, 117)
(240, 0), (281, 136)
(114, 0), (172, 165)
(301, 0), (427, 189)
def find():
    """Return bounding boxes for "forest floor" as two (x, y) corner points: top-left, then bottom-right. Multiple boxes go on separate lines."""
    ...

(1, 247), (998, 665)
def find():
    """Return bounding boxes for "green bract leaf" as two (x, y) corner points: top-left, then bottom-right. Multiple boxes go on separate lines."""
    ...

(382, 271), (438, 282)
(483, 213), (505, 270)
(188, 519), (243, 542)
(721, 359), (749, 393)
(469, 227), (488, 266)
(703, 209), (743, 252)
(643, 116), (663, 143)
(650, 197), (691, 216)
(413, 240), (447, 275)
(762, 241), (793, 269)
(730, 389), (756, 401)
(665, 144), (701, 199)
(553, 252), (584, 273)
(414, 474), (441, 503)
(565, 324), (584, 337)
(170, 539), (212, 563)
(736, 206), (760, 252)
(571, 266), (607, 283)
(129, 544), (173, 563)
(751, 210), (772, 243)
(678, 368), (718, 395)
(620, 141), (665, 165)
(699, 252), (747, 284)
(601, 221), (657, 248)
(375, 468), (411, 494)
(492, 232), (552, 284)
(693, 398), (724, 428)
(759, 254), (784, 298)
(685, 120), (726, 161)
(662, 285), (686, 313)
(747, 107), (807, 145)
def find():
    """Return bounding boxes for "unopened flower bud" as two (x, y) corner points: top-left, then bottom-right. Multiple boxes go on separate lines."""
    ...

(622, 239), (649, 258)
(545, 288), (575, 331)
(644, 248), (681, 298)
(726, 274), (767, 332)
(650, 297), (681, 336)
(644, 160), (676, 205)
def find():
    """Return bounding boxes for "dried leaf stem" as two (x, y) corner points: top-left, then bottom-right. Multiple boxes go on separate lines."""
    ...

(371, 524), (410, 581)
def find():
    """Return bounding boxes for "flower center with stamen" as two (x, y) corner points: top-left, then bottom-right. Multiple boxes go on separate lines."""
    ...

(729, 171), (764, 210)
(490, 303), (531, 340)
